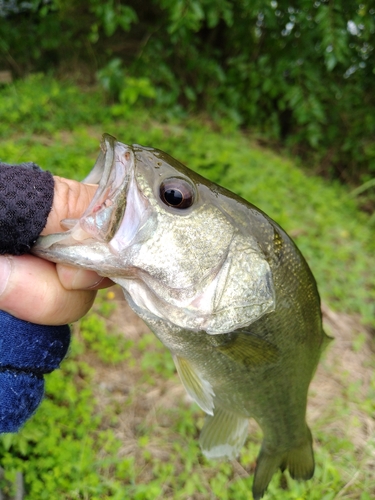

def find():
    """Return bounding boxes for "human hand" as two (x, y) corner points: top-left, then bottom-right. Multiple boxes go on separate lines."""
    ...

(0, 176), (113, 325)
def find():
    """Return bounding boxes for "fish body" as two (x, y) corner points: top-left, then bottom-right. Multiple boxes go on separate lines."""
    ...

(33, 135), (330, 499)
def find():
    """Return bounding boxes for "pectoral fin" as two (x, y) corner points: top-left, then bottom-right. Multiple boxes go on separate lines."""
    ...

(199, 406), (249, 460)
(217, 332), (279, 368)
(173, 355), (215, 415)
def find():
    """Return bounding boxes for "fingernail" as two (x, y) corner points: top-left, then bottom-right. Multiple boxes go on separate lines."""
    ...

(71, 269), (104, 289)
(0, 256), (12, 297)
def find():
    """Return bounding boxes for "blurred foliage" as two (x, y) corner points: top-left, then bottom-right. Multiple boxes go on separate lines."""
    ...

(0, 74), (107, 137)
(96, 58), (156, 106)
(0, 1), (375, 187)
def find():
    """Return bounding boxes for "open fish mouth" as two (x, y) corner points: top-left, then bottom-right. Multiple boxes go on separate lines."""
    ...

(32, 134), (135, 266)
(77, 134), (132, 243)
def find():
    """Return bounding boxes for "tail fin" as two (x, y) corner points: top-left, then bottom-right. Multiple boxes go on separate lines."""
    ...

(252, 427), (314, 500)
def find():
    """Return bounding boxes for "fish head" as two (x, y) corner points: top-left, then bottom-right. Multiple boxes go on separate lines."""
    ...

(33, 134), (275, 334)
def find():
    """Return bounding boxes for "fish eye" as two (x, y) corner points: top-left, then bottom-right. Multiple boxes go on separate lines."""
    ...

(159, 178), (195, 209)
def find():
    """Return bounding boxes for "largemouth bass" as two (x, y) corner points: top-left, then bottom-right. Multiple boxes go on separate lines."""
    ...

(33, 134), (330, 499)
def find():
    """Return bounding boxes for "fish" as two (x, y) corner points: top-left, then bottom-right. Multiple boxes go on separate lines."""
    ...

(32, 134), (330, 499)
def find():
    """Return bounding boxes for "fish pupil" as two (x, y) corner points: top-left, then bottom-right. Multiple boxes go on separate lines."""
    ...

(164, 188), (183, 206)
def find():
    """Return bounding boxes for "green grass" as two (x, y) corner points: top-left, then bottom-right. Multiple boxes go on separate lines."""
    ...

(0, 76), (374, 499)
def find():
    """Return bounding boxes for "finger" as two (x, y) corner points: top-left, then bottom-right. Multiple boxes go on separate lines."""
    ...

(42, 178), (97, 234)
(56, 264), (115, 290)
(0, 255), (96, 325)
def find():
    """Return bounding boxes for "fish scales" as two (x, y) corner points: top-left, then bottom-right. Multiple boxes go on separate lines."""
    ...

(32, 134), (330, 499)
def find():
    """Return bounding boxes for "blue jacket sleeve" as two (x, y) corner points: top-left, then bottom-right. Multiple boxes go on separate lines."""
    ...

(0, 311), (70, 432)
(0, 162), (71, 433)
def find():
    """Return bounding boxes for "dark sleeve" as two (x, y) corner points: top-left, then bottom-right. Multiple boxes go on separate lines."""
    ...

(0, 311), (70, 432)
(0, 162), (54, 255)
(0, 162), (71, 434)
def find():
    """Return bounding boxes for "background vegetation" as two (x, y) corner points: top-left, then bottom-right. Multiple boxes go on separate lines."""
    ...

(1, 0), (375, 188)
(0, 1), (374, 498)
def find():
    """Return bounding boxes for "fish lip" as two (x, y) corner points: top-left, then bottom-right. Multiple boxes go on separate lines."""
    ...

(77, 134), (133, 243)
